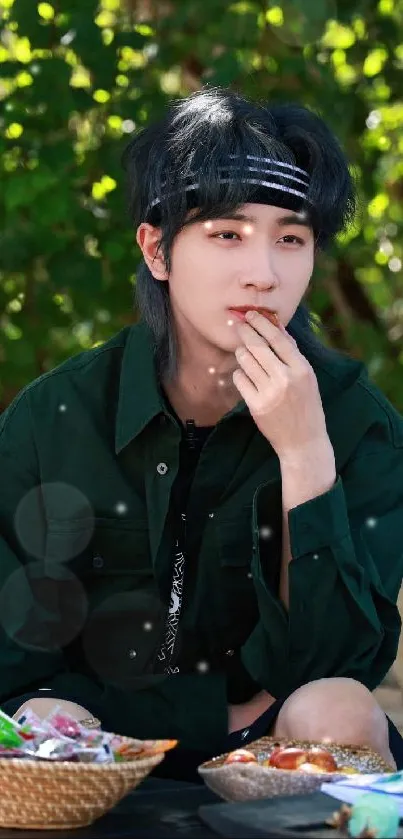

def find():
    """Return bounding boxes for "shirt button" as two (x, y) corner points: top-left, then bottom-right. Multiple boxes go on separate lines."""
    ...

(157, 462), (169, 476)
(93, 555), (104, 568)
(225, 649), (235, 657)
(208, 512), (215, 519)
(128, 649), (137, 659)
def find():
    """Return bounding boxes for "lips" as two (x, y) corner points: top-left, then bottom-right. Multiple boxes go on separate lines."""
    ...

(228, 308), (280, 328)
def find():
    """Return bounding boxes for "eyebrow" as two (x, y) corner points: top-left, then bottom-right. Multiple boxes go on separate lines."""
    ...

(213, 211), (312, 228)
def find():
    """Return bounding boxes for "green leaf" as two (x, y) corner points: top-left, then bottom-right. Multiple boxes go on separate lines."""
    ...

(204, 52), (241, 85)
(1, 0), (403, 414)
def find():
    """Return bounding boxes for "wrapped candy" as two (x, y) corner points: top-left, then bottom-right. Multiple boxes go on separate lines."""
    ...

(109, 736), (178, 761)
(349, 793), (400, 839)
(17, 707), (63, 741)
(44, 708), (105, 747)
(0, 709), (26, 749)
(0, 707), (177, 764)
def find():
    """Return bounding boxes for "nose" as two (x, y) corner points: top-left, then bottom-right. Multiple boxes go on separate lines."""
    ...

(239, 248), (279, 291)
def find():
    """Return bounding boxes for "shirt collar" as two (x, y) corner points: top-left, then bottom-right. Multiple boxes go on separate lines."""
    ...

(115, 320), (164, 454)
(115, 320), (365, 454)
(115, 320), (251, 453)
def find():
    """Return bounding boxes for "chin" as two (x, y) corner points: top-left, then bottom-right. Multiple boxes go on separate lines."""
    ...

(223, 321), (242, 346)
(221, 334), (240, 354)
(193, 318), (240, 357)
(204, 327), (238, 354)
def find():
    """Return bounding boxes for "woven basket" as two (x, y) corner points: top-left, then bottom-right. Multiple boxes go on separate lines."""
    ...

(198, 736), (393, 802)
(0, 751), (164, 830)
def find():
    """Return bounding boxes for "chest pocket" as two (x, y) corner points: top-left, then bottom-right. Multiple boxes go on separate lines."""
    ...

(44, 517), (166, 686)
(217, 508), (259, 644)
(45, 516), (153, 581)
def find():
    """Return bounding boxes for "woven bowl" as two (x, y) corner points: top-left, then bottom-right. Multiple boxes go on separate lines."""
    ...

(198, 736), (393, 802)
(0, 749), (164, 830)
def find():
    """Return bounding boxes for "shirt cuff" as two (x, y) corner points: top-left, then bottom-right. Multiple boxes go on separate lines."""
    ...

(288, 475), (349, 558)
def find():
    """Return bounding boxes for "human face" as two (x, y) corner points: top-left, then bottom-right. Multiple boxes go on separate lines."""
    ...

(138, 202), (315, 370)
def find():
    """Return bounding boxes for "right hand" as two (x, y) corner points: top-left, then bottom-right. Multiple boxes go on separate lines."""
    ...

(228, 690), (276, 734)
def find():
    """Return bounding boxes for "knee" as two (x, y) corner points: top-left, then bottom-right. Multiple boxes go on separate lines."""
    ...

(273, 678), (394, 767)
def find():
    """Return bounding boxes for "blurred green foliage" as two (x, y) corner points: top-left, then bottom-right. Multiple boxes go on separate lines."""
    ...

(1, 0), (403, 411)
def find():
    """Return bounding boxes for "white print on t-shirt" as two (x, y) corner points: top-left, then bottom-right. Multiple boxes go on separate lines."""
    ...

(157, 538), (185, 675)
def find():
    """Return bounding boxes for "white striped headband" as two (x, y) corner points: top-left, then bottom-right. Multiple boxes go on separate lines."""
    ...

(145, 155), (313, 218)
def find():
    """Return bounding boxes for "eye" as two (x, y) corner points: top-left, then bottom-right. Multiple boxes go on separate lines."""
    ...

(213, 231), (241, 241)
(279, 235), (305, 246)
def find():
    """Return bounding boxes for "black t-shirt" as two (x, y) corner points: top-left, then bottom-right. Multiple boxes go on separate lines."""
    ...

(156, 411), (213, 675)
(157, 397), (260, 703)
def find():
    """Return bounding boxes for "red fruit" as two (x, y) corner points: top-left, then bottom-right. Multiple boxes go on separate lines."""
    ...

(267, 746), (284, 765)
(224, 749), (257, 765)
(269, 747), (308, 770)
(304, 747), (337, 772)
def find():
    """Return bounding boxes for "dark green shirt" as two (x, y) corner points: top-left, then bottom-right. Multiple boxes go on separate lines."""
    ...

(1, 320), (403, 753)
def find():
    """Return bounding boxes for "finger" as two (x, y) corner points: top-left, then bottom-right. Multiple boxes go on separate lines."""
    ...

(235, 347), (269, 391)
(277, 321), (298, 345)
(238, 329), (285, 376)
(243, 312), (296, 364)
(232, 367), (259, 407)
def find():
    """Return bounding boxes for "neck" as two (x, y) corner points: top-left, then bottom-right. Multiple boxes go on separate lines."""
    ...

(162, 364), (241, 427)
(161, 315), (242, 426)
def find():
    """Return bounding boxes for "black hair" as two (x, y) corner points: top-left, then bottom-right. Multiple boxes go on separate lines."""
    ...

(121, 86), (357, 382)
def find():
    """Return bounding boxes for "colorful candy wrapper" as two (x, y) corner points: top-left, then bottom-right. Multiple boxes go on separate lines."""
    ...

(24, 739), (110, 763)
(45, 707), (105, 746)
(17, 707), (64, 742)
(0, 708), (98, 761)
(0, 707), (177, 763)
(0, 709), (27, 750)
(45, 708), (86, 740)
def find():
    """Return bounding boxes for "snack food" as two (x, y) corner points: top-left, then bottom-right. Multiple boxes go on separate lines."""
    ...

(258, 309), (281, 328)
(337, 765), (360, 775)
(304, 747), (337, 772)
(229, 308), (281, 328)
(0, 707), (177, 764)
(264, 744), (343, 774)
(223, 742), (379, 778)
(199, 738), (392, 804)
(224, 749), (257, 765)
(268, 747), (308, 771)
(299, 763), (329, 775)
(328, 795), (400, 839)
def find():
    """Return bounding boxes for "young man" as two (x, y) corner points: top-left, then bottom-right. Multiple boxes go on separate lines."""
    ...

(1, 87), (403, 778)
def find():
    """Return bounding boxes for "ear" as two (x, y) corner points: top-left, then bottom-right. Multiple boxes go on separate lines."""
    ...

(136, 223), (168, 281)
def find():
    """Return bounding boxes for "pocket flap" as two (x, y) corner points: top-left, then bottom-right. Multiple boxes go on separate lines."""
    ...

(218, 509), (253, 567)
(45, 517), (151, 576)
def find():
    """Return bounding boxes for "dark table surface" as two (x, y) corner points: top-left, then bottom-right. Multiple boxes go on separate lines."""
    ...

(1, 778), (401, 839)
